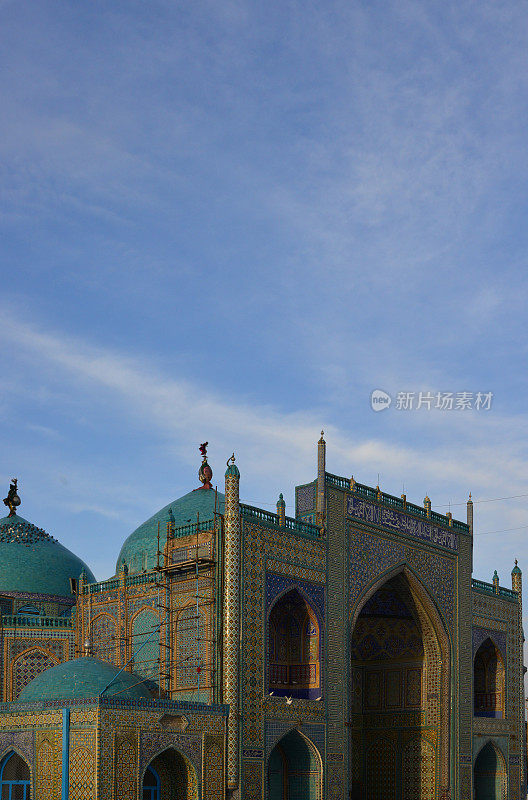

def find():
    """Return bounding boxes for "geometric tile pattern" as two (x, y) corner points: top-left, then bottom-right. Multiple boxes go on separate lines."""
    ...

(114, 737), (136, 800)
(70, 746), (95, 800)
(223, 472), (241, 788)
(131, 607), (160, 682)
(12, 648), (58, 700)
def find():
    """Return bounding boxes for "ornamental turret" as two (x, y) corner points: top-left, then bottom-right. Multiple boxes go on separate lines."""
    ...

(276, 493), (286, 526)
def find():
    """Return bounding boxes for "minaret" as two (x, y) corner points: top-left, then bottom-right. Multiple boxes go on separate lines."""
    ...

(512, 560), (525, 792)
(466, 492), (473, 535)
(316, 431), (326, 527)
(223, 454), (241, 796)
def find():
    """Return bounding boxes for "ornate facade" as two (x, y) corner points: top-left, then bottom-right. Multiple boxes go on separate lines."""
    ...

(0, 436), (524, 799)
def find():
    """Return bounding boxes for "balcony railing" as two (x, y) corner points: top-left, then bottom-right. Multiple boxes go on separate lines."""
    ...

(325, 472), (469, 533)
(2, 615), (72, 628)
(474, 691), (504, 718)
(240, 504), (322, 539)
(269, 662), (317, 686)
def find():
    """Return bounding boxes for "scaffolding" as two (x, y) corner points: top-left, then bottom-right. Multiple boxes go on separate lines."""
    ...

(77, 492), (222, 702)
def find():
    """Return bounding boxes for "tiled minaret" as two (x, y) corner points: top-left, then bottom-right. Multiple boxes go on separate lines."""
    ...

(512, 559), (525, 792)
(223, 455), (241, 795)
(316, 431), (326, 528)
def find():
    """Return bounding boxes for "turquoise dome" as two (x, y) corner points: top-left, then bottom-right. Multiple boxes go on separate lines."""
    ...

(19, 657), (153, 701)
(117, 487), (225, 574)
(0, 514), (95, 597)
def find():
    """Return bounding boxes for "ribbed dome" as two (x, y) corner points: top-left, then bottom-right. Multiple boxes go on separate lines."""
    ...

(19, 657), (153, 701)
(0, 513), (95, 597)
(117, 487), (224, 574)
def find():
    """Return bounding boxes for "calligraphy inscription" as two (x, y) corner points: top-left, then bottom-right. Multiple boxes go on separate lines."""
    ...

(346, 496), (457, 551)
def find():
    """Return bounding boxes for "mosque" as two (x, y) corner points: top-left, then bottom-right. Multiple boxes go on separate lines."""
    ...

(0, 436), (524, 800)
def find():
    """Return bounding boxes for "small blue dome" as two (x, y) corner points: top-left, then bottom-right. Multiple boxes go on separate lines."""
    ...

(19, 657), (153, 701)
(117, 487), (225, 575)
(0, 514), (95, 597)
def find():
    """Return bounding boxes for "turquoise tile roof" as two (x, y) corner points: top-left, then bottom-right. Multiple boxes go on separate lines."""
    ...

(116, 487), (225, 575)
(0, 514), (95, 597)
(19, 657), (153, 701)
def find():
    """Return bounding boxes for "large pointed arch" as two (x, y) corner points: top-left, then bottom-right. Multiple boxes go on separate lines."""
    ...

(349, 563), (451, 797)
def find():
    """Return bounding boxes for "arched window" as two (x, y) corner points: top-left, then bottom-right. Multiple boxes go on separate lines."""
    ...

(0, 751), (31, 799)
(268, 590), (320, 698)
(142, 765), (160, 800)
(474, 638), (505, 718)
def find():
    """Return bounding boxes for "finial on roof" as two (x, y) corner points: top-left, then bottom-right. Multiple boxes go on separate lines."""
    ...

(318, 430), (325, 444)
(3, 479), (21, 517)
(198, 443), (213, 489)
(225, 453), (240, 479)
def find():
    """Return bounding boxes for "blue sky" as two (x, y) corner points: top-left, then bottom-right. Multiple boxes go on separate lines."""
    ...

(1, 0), (528, 600)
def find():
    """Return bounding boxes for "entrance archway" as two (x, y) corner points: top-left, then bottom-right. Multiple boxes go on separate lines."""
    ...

(267, 729), (321, 800)
(141, 748), (197, 800)
(0, 751), (31, 799)
(349, 568), (449, 800)
(474, 741), (506, 799)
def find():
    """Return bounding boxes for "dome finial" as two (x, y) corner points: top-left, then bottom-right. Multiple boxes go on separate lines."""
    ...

(3, 478), (21, 517)
(198, 442), (213, 489)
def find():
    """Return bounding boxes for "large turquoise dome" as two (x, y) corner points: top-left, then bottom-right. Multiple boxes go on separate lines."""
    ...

(0, 513), (95, 597)
(117, 486), (225, 574)
(19, 657), (153, 701)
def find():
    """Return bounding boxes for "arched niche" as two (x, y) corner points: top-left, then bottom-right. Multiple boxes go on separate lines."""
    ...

(268, 589), (321, 699)
(474, 638), (505, 718)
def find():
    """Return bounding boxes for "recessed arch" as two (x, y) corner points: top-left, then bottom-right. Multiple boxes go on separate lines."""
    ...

(348, 565), (451, 799)
(474, 637), (505, 718)
(141, 745), (198, 800)
(474, 739), (507, 799)
(266, 728), (322, 800)
(174, 601), (206, 699)
(129, 606), (161, 685)
(90, 612), (117, 663)
(267, 588), (321, 698)
(10, 646), (59, 700)
(0, 750), (31, 799)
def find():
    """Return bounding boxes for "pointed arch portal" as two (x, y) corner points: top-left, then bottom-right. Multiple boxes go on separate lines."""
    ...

(474, 741), (507, 800)
(0, 751), (30, 800)
(349, 568), (450, 800)
(141, 747), (197, 800)
(267, 729), (321, 800)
